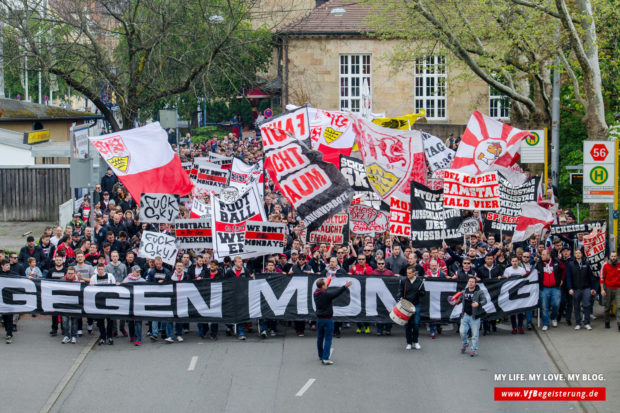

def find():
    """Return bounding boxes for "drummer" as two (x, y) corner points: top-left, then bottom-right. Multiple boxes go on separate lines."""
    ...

(399, 265), (426, 351)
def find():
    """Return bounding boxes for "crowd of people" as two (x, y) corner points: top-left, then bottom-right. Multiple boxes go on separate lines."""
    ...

(1, 130), (619, 365)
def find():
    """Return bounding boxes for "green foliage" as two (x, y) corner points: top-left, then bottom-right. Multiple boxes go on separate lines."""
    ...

(191, 125), (228, 143)
(207, 100), (231, 123)
(238, 99), (254, 126)
(257, 98), (271, 113)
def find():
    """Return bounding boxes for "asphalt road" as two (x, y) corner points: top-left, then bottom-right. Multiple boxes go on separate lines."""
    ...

(1, 316), (582, 413)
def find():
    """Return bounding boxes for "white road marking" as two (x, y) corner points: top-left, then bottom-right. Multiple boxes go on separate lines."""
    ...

(295, 378), (316, 397)
(187, 356), (198, 371)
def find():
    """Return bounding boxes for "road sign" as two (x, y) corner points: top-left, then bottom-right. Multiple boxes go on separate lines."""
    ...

(583, 141), (616, 203)
(159, 110), (178, 129)
(520, 129), (545, 163)
(264, 108), (273, 118)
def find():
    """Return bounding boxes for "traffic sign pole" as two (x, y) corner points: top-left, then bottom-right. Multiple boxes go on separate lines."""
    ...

(613, 139), (619, 252)
(544, 128), (548, 197)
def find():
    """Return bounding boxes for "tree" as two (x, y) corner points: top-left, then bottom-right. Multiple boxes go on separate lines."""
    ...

(0, 0), (273, 131)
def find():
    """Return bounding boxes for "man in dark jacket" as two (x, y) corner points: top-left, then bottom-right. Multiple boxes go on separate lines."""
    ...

(567, 249), (597, 330)
(399, 266), (426, 350)
(101, 168), (118, 194)
(314, 278), (352, 365)
(18, 236), (45, 269)
(535, 249), (563, 331)
(454, 276), (487, 357)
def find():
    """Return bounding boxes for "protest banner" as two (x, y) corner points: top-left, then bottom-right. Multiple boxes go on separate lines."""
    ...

(181, 162), (193, 176)
(211, 184), (266, 260)
(349, 204), (388, 236)
(137, 231), (177, 265)
(261, 108), (354, 233)
(244, 222), (286, 254)
(550, 221), (605, 236)
(421, 131), (455, 171)
(229, 158), (264, 196)
(351, 116), (426, 202)
(174, 218), (212, 248)
(308, 212), (349, 244)
(194, 163), (229, 195)
(308, 108), (356, 160)
(339, 155), (385, 210)
(583, 225), (607, 276)
(189, 197), (209, 218)
(1, 272), (539, 323)
(389, 197), (410, 237)
(483, 174), (539, 235)
(442, 170), (500, 210)
(138, 193), (180, 223)
(410, 182), (463, 247)
(208, 152), (233, 170)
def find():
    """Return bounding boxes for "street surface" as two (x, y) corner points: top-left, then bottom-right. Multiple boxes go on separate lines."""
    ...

(1, 316), (596, 413)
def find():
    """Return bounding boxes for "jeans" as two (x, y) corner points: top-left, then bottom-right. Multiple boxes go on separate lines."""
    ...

(317, 319), (334, 361)
(96, 318), (113, 340)
(376, 323), (392, 334)
(525, 311), (533, 327)
(460, 314), (481, 351)
(540, 287), (561, 327)
(294, 321), (306, 334)
(61, 316), (78, 338)
(236, 323), (245, 337)
(51, 314), (60, 332)
(405, 304), (421, 344)
(166, 322), (183, 338)
(151, 321), (160, 337)
(604, 287), (620, 325)
(510, 313), (524, 329)
(128, 321), (143, 341)
(573, 289), (592, 325)
(558, 287), (573, 323)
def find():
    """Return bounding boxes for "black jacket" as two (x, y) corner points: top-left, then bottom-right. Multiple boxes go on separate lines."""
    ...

(189, 265), (208, 279)
(476, 264), (500, 280)
(314, 286), (347, 319)
(225, 267), (252, 278)
(567, 259), (596, 291)
(18, 245), (45, 267)
(398, 276), (426, 305)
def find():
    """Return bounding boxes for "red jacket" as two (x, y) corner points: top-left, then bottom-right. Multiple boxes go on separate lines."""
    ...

(601, 261), (620, 289)
(349, 264), (373, 275)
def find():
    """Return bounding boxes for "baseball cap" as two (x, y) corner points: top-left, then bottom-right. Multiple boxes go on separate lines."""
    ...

(72, 231), (80, 237)
(290, 249), (299, 255)
(477, 242), (487, 248)
(26, 235), (35, 242)
(131, 265), (142, 272)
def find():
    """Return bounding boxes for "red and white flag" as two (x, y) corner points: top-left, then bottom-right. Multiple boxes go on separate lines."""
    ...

(512, 202), (554, 242)
(451, 111), (531, 175)
(89, 123), (193, 204)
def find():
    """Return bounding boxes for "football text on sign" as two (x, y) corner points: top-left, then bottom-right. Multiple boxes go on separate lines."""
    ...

(175, 219), (213, 249)
(410, 182), (463, 247)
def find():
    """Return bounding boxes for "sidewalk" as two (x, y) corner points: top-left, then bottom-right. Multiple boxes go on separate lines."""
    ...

(535, 302), (618, 413)
(0, 221), (55, 252)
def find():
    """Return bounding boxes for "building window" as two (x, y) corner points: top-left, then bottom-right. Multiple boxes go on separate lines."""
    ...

(414, 55), (446, 119)
(339, 54), (371, 112)
(489, 84), (511, 119)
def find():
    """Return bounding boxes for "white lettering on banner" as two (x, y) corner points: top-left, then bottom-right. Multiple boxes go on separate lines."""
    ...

(139, 193), (180, 223)
(389, 197), (410, 236)
(83, 286), (131, 315)
(176, 283), (223, 318)
(425, 281), (457, 320)
(261, 108), (309, 147)
(132, 284), (174, 318)
(364, 278), (397, 317)
(301, 192), (352, 228)
(498, 270), (539, 312)
(249, 277), (309, 318)
(138, 231), (177, 266)
(0, 277), (37, 313)
(443, 170), (500, 210)
(421, 131), (455, 171)
(40, 281), (81, 313)
(478, 284), (497, 314)
(280, 166), (330, 205)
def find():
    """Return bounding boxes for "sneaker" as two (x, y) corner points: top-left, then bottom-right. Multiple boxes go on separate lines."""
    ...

(527, 324), (533, 331)
(311, 324), (317, 331)
(551, 320), (558, 328)
(49, 330), (57, 337)
(566, 320), (572, 326)
(77, 330), (83, 337)
(270, 330), (277, 337)
(575, 325), (581, 330)
(62, 336), (70, 344)
(585, 324), (592, 330)
(604, 321), (610, 329)
(431, 333), (436, 339)
(129, 337), (134, 342)
(364, 327), (370, 334)
(98, 338), (105, 345)
(414, 342), (421, 350)
(135, 341), (141, 346)
(239, 335), (246, 341)
(260, 330), (267, 339)
(376, 332), (383, 336)
(385, 331), (392, 336)
(321, 359), (334, 365)
(87, 325), (93, 333)
(461, 345), (466, 354)
(225, 328), (233, 336)
(297, 332), (305, 337)
(518, 327), (525, 334)
(149, 334), (157, 342)
(470, 350), (477, 357)
(120, 329), (128, 337)
(355, 328), (362, 334)
(405, 344), (412, 350)
(71, 337), (77, 344)
(165, 337), (174, 343)
(5, 335), (12, 344)
(107, 338), (114, 345)
(590, 314), (597, 320)
(542, 325), (548, 331)
(176, 336), (184, 342)
(511, 328), (517, 335)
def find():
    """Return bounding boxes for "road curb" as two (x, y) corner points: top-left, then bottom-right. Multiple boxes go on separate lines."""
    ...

(534, 327), (598, 413)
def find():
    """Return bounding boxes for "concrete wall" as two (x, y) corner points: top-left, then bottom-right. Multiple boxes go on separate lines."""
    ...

(0, 145), (34, 166)
(284, 37), (490, 124)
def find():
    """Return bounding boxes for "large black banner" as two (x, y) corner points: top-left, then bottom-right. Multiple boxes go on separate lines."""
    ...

(0, 273), (538, 323)
(483, 174), (539, 235)
(550, 221), (605, 236)
(339, 154), (387, 211)
(410, 181), (463, 248)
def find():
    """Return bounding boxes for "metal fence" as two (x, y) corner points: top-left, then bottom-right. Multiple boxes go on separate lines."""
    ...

(0, 165), (71, 221)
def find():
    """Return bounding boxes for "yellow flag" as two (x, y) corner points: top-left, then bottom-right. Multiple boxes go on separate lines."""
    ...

(371, 110), (426, 130)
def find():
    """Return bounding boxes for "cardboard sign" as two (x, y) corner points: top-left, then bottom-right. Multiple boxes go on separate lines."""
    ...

(175, 219), (212, 248)
(244, 222), (286, 254)
(443, 170), (500, 210)
(139, 193), (180, 223)
(138, 231), (177, 265)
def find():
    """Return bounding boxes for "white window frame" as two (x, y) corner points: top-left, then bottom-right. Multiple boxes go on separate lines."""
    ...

(489, 84), (511, 119)
(339, 54), (371, 113)
(414, 55), (447, 120)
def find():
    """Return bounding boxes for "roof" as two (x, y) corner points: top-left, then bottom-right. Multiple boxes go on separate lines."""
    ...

(0, 127), (71, 157)
(0, 98), (104, 122)
(279, 1), (373, 35)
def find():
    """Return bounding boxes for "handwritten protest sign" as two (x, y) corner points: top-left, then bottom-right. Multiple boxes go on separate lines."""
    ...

(139, 193), (179, 223)
(443, 170), (500, 210)
(138, 231), (177, 265)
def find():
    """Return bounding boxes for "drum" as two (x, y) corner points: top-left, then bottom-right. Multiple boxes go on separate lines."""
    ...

(389, 299), (416, 326)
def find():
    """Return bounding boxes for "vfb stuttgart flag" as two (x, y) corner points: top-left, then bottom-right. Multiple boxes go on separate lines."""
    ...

(451, 111), (532, 175)
(89, 122), (193, 204)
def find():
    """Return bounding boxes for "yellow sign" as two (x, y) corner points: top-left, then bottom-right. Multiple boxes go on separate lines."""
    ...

(371, 110), (426, 131)
(323, 127), (342, 143)
(108, 156), (129, 172)
(23, 129), (50, 145)
(525, 132), (540, 146)
(365, 164), (399, 197)
(590, 166), (608, 185)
